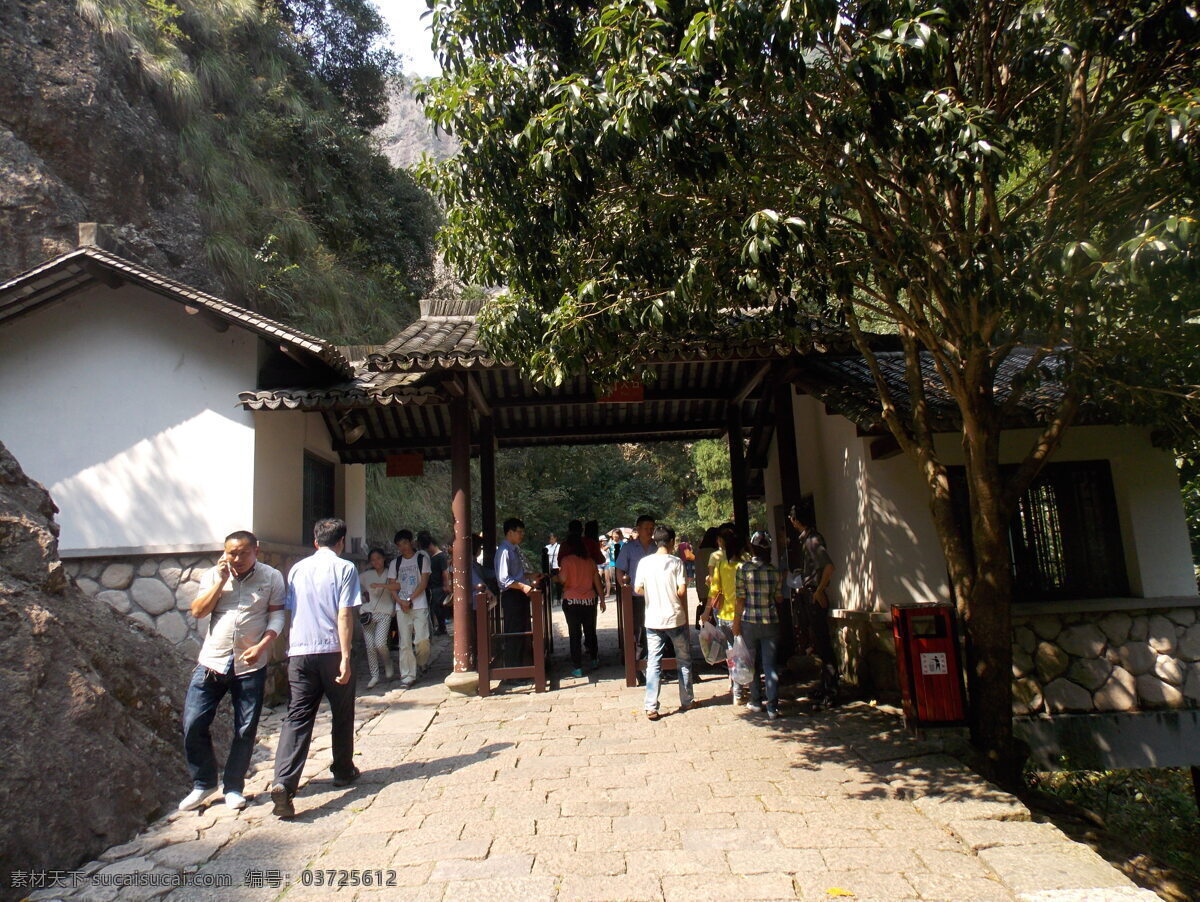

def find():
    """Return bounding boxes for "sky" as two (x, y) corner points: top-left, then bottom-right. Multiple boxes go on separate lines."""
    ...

(376, 0), (442, 78)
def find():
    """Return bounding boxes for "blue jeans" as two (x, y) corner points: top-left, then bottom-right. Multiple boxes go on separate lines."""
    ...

(741, 620), (780, 712)
(644, 626), (694, 712)
(182, 662), (268, 793)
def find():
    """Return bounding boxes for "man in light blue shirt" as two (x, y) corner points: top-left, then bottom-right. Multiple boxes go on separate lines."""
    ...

(616, 514), (657, 670)
(495, 517), (540, 667)
(270, 518), (361, 818)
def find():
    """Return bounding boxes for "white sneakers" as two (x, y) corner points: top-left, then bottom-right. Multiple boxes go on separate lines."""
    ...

(224, 790), (248, 810)
(366, 676), (380, 689)
(178, 787), (218, 811)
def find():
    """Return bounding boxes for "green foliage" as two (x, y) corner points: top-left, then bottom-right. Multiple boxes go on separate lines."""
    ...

(423, 0), (1200, 761)
(1029, 766), (1200, 879)
(366, 442), (717, 556)
(78, 0), (438, 343)
(278, 0), (397, 130)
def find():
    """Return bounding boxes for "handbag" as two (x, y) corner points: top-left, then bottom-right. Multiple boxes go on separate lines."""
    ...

(359, 610), (374, 627)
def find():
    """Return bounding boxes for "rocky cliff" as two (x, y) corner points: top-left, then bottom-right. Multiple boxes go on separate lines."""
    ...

(378, 77), (459, 171)
(0, 1), (213, 288)
(0, 440), (197, 887)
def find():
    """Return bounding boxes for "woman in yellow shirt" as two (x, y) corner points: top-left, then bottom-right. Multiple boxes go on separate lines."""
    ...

(704, 526), (748, 704)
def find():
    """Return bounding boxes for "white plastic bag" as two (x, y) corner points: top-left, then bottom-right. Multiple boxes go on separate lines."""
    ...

(729, 635), (755, 687)
(699, 619), (727, 665)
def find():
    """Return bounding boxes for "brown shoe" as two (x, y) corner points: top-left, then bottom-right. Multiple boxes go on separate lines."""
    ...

(646, 710), (661, 721)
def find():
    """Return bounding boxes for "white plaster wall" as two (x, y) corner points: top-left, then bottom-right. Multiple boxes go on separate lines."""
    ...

(343, 464), (367, 551)
(251, 411), (361, 550)
(771, 390), (1198, 613)
(0, 284), (257, 551)
(934, 425), (1196, 599)
(252, 410), (306, 546)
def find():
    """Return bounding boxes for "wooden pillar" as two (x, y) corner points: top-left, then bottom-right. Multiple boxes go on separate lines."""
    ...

(450, 392), (472, 673)
(774, 382), (802, 507)
(479, 413), (497, 562)
(728, 403), (749, 539)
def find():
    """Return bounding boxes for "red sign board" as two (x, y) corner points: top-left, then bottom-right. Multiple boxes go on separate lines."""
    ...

(386, 454), (424, 477)
(596, 381), (644, 403)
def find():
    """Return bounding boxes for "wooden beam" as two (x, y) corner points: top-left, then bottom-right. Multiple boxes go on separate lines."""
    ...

(479, 414), (497, 562)
(869, 434), (902, 460)
(733, 361), (772, 406)
(466, 373), (492, 417)
(775, 382), (803, 504)
(728, 403), (749, 539)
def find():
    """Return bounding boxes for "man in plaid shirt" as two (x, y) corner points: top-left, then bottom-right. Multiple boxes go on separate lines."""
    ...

(734, 534), (784, 719)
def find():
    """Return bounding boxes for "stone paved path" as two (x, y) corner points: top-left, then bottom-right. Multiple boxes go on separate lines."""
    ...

(36, 604), (1155, 902)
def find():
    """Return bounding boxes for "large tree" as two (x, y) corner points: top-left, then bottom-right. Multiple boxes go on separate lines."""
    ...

(423, 0), (1200, 778)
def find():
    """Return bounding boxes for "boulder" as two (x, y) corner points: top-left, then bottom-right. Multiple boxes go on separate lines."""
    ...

(96, 590), (132, 614)
(131, 578), (175, 615)
(1166, 608), (1196, 627)
(1135, 674), (1185, 709)
(155, 610), (189, 644)
(1093, 666), (1137, 712)
(1097, 612), (1132, 646)
(158, 559), (184, 590)
(100, 562), (135, 590)
(1153, 655), (1185, 686)
(1013, 626), (1037, 654)
(1043, 678), (1094, 713)
(1012, 647), (1034, 679)
(1030, 615), (1062, 641)
(1146, 615), (1178, 655)
(1057, 624), (1106, 659)
(1012, 677), (1043, 715)
(1178, 624), (1200, 662)
(1117, 642), (1156, 676)
(175, 580), (200, 611)
(1183, 664), (1200, 702)
(137, 560), (158, 577)
(1067, 657), (1112, 692)
(1035, 641), (1069, 682)
(1128, 615), (1149, 641)
(75, 577), (101, 597)
(0, 440), (200, 881)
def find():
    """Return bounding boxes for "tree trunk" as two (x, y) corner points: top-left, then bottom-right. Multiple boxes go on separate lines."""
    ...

(960, 416), (1019, 787)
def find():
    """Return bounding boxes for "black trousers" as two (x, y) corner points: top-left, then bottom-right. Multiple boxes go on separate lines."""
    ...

(273, 652), (356, 793)
(632, 593), (648, 661)
(428, 587), (447, 633)
(500, 588), (531, 667)
(562, 600), (598, 666)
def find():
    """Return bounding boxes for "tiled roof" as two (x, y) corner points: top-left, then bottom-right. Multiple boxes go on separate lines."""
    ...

(368, 297), (862, 373)
(0, 247), (353, 378)
(239, 371), (441, 410)
(795, 347), (1075, 430)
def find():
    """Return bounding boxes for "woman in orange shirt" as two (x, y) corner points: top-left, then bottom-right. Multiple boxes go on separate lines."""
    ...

(556, 537), (606, 677)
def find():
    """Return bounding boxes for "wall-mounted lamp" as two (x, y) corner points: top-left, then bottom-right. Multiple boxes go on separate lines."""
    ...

(338, 413), (366, 444)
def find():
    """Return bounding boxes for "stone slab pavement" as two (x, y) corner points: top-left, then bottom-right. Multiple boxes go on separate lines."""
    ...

(29, 603), (1157, 902)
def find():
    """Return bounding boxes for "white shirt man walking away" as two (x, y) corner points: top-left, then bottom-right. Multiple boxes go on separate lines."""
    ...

(179, 530), (285, 812)
(634, 524), (694, 720)
(270, 518), (361, 818)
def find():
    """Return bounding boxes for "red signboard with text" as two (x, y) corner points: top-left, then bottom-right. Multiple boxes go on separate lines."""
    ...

(386, 454), (424, 477)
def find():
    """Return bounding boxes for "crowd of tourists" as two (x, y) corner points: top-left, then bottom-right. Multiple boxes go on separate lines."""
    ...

(174, 504), (838, 819)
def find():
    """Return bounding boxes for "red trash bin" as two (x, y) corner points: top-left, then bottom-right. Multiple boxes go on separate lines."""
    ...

(891, 603), (967, 727)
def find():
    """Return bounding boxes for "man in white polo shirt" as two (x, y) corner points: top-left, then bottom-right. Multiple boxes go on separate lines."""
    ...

(179, 530), (286, 812)
(270, 518), (361, 818)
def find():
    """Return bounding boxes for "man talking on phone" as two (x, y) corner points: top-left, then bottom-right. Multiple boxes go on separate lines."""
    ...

(180, 530), (285, 812)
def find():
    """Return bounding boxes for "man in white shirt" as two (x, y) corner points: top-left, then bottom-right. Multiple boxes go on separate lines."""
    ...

(544, 533), (561, 606)
(634, 524), (694, 719)
(179, 530), (285, 812)
(270, 518), (361, 818)
(386, 529), (432, 687)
